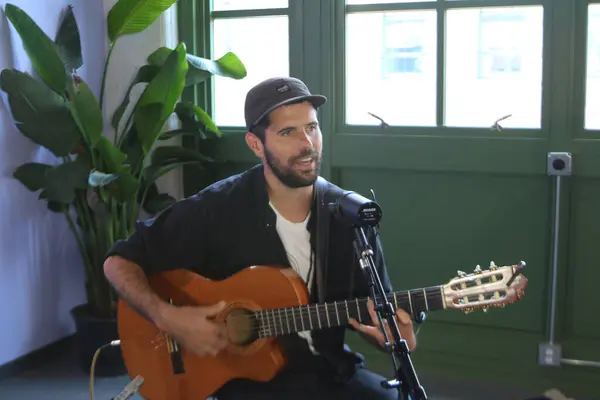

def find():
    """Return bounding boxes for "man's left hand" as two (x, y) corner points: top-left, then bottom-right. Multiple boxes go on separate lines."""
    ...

(348, 298), (417, 352)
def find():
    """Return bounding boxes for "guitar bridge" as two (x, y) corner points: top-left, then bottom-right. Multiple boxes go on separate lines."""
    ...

(166, 298), (185, 375)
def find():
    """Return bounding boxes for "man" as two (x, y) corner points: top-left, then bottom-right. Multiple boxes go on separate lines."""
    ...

(103, 77), (417, 399)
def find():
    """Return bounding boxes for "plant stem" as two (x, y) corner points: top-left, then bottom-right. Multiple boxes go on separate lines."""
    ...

(117, 109), (135, 147)
(121, 203), (129, 238)
(99, 42), (116, 114)
(73, 194), (99, 284)
(134, 187), (149, 229)
(63, 207), (94, 282)
(80, 195), (99, 262)
(108, 198), (116, 246)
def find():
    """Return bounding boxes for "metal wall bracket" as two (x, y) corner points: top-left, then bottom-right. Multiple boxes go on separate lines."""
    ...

(541, 151), (600, 369)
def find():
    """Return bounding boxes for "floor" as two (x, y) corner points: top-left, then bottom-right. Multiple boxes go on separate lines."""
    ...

(0, 348), (570, 400)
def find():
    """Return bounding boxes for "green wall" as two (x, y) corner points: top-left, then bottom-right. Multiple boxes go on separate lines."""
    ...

(178, 0), (600, 397)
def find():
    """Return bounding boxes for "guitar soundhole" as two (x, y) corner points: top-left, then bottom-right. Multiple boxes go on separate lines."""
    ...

(225, 308), (259, 346)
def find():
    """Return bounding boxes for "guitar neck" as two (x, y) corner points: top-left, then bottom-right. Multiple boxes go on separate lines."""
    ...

(255, 286), (444, 338)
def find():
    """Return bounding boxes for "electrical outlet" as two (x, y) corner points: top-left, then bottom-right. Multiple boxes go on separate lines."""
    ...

(538, 343), (562, 366)
(547, 152), (572, 176)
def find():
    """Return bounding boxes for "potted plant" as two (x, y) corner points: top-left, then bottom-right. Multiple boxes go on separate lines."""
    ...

(0, 1), (246, 375)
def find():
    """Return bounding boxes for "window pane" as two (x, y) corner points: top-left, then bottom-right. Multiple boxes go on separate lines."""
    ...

(585, 4), (600, 130)
(347, 0), (433, 4)
(445, 6), (544, 129)
(346, 11), (437, 126)
(213, 0), (288, 11)
(212, 16), (289, 127)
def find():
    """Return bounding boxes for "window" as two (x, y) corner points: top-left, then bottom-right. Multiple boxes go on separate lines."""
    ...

(345, 2), (544, 129)
(347, 0), (434, 4)
(213, 0), (287, 12)
(585, 4), (600, 130)
(478, 10), (526, 78)
(204, 1), (547, 131)
(211, 2), (289, 128)
(346, 10), (437, 127)
(445, 6), (543, 128)
(382, 15), (426, 76)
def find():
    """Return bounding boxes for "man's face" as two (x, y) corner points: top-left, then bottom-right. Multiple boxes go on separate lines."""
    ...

(254, 102), (323, 188)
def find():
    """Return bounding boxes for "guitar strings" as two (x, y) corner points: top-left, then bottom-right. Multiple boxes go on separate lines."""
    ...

(218, 292), (452, 337)
(203, 270), (515, 332)
(219, 292), (445, 322)
(216, 289), (508, 337)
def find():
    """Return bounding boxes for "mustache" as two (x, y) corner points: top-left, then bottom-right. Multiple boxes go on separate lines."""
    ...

(292, 149), (319, 162)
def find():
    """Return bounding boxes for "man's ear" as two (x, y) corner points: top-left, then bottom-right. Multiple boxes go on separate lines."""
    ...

(245, 132), (263, 158)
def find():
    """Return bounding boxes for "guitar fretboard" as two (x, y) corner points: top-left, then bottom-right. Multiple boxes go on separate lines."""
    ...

(253, 286), (443, 338)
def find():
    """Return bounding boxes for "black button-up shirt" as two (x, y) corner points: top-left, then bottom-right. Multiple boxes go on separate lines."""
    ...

(106, 163), (393, 383)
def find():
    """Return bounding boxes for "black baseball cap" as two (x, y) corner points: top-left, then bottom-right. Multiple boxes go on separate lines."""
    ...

(244, 77), (327, 132)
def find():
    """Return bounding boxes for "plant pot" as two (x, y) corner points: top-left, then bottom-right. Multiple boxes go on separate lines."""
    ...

(70, 303), (127, 377)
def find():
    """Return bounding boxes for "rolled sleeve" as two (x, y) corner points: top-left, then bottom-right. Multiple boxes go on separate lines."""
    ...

(104, 195), (212, 276)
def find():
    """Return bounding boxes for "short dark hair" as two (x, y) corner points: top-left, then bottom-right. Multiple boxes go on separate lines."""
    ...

(250, 115), (270, 142)
(249, 99), (317, 143)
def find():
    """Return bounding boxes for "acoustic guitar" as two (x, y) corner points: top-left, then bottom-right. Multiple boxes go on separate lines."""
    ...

(117, 261), (528, 400)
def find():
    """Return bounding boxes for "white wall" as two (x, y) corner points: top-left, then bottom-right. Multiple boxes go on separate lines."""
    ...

(0, 0), (180, 366)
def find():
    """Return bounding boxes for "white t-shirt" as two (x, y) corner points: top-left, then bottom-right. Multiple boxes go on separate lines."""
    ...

(269, 203), (317, 353)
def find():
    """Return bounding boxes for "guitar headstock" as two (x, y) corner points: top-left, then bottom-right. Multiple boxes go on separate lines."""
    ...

(442, 261), (528, 314)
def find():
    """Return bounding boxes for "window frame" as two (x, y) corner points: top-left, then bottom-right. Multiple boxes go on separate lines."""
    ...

(337, 0), (550, 137)
(178, 0), (600, 179)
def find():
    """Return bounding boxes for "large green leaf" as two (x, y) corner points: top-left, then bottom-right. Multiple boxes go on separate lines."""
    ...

(4, 4), (68, 94)
(106, 169), (140, 202)
(13, 162), (52, 191)
(0, 69), (81, 156)
(143, 192), (176, 215)
(174, 101), (221, 138)
(148, 47), (247, 87)
(106, 0), (178, 43)
(44, 159), (90, 203)
(94, 137), (140, 201)
(139, 181), (175, 215)
(68, 76), (103, 146)
(119, 125), (144, 174)
(95, 136), (127, 173)
(158, 128), (206, 141)
(134, 43), (188, 154)
(111, 65), (159, 131)
(143, 160), (202, 186)
(151, 145), (212, 166)
(55, 5), (82, 72)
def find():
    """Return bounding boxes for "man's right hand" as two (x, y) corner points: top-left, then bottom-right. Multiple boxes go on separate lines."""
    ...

(157, 301), (229, 357)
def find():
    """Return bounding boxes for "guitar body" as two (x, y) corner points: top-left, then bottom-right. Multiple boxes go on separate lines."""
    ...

(117, 266), (309, 400)
(117, 260), (529, 399)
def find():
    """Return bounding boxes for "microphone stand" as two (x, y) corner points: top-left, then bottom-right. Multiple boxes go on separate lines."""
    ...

(353, 225), (427, 400)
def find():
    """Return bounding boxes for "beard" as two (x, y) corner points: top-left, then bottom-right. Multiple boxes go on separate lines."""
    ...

(264, 146), (321, 188)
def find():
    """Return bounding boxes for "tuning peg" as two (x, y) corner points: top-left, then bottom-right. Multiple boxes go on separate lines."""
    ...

(457, 270), (467, 277)
(489, 261), (497, 270)
(506, 263), (526, 287)
(474, 265), (482, 274)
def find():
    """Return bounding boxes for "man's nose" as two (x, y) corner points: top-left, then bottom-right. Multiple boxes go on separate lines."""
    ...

(299, 130), (314, 146)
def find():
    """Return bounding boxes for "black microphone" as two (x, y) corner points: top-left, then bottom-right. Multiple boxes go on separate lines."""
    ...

(327, 190), (382, 227)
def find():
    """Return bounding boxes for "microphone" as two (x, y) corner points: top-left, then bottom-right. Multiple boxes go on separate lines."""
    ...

(327, 190), (382, 227)
(111, 375), (144, 400)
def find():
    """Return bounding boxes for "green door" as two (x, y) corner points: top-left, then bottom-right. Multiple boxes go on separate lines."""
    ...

(179, 0), (600, 396)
